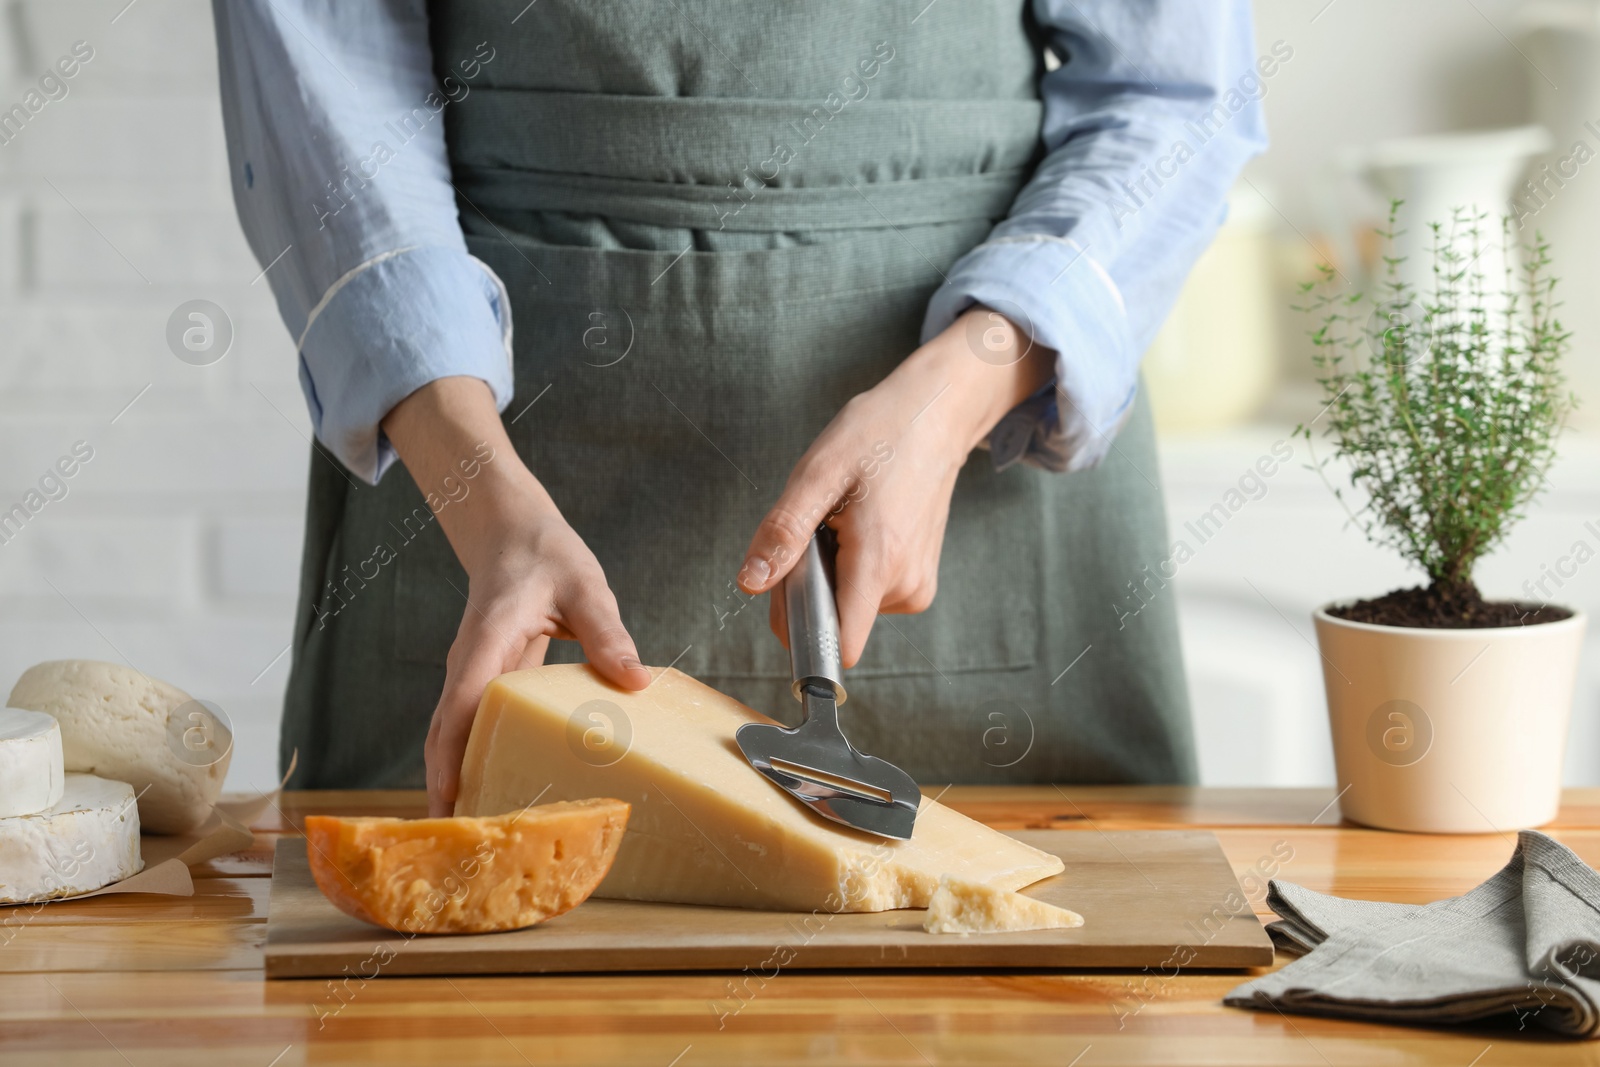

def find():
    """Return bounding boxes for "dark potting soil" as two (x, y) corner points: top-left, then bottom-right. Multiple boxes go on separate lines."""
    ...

(1329, 583), (1574, 629)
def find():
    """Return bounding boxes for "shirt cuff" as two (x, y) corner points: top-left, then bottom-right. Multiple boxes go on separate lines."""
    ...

(297, 246), (515, 484)
(921, 236), (1137, 473)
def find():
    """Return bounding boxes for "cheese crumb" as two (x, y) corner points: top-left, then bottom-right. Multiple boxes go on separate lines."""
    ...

(922, 874), (1084, 934)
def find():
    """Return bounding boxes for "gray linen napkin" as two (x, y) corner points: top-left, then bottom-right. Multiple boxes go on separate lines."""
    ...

(1224, 831), (1600, 1037)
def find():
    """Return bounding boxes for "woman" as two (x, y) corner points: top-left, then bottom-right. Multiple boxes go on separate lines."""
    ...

(213, 0), (1263, 815)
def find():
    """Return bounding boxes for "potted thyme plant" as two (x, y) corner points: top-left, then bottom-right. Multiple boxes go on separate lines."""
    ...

(1299, 204), (1586, 833)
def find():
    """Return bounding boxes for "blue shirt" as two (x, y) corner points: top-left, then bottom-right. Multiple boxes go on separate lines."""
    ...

(212, 0), (1265, 484)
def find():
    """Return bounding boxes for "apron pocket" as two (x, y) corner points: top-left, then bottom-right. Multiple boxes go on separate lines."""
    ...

(857, 455), (1040, 676)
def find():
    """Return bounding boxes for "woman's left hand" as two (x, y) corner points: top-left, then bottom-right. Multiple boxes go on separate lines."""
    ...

(737, 306), (1055, 665)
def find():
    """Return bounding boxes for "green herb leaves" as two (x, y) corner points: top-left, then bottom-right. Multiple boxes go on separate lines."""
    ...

(1297, 202), (1574, 594)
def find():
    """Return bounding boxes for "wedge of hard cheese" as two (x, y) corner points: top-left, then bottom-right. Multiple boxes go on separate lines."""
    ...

(304, 799), (629, 934)
(923, 875), (1084, 934)
(455, 665), (1064, 912)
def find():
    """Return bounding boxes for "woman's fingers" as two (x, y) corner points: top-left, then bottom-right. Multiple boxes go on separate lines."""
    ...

(519, 633), (552, 669)
(768, 573), (790, 650)
(831, 532), (891, 668)
(425, 609), (537, 817)
(424, 548), (646, 820)
(879, 469), (955, 615)
(739, 454), (846, 596)
(746, 378), (970, 666)
(750, 448), (940, 662)
(559, 577), (651, 691)
(739, 504), (823, 595)
(767, 534), (880, 666)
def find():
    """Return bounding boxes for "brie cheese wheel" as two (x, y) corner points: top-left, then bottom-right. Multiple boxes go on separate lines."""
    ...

(455, 664), (1065, 913)
(8, 660), (230, 834)
(923, 875), (1084, 934)
(0, 708), (65, 818)
(0, 773), (143, 903)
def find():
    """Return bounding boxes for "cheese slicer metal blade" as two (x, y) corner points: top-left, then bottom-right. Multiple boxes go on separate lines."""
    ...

(736, 527), (921, 841)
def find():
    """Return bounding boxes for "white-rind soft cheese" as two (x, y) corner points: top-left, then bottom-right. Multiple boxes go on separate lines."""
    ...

(454, 665), (1066, 913)
(8, 660), (229, 834)
(0, 774), (143, 903)
(0, 708), (65, 818)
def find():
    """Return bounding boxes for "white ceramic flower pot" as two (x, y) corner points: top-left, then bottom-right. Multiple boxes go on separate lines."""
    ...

(1313, 606), (1587, 834)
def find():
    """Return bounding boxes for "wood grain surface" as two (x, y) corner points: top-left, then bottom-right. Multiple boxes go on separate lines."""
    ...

(4, 786), (1600, 1066)
(263, 829), (1272, 977)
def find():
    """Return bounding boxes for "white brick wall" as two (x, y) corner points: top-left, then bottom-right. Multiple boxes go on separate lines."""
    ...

(0, 0), (303, 794)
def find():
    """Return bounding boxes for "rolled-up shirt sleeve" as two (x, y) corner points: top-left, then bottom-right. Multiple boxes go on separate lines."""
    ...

(212, 0), (513, 484)
(922, 0), (1268, 472)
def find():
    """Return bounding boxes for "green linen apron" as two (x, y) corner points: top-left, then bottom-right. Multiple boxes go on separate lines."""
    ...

(279, 0), (1196, 788)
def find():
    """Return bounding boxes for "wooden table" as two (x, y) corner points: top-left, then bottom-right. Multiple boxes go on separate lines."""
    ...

(5, 787), (1600, 1066)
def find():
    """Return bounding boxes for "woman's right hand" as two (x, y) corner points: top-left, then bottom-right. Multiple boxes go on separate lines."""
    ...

(382, 377), (651, 816)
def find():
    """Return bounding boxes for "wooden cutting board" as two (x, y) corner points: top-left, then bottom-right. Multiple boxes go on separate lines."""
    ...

(264, 829), (1273, 978)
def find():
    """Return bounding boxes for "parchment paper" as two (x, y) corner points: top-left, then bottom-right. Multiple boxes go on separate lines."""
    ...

(1, 751), (296, 905)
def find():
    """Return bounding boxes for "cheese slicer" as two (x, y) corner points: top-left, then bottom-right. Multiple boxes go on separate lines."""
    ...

(735, 527), (921, 840)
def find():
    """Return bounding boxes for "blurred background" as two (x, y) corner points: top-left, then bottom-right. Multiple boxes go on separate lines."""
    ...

(0, 0), (1597, 792)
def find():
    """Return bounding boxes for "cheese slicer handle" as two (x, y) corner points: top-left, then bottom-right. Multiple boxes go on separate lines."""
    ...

(784, 527), (847, 705)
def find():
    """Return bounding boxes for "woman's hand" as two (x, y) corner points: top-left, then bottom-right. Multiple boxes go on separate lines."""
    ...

(383, 377), (651, 816)
(737, 307), (1055, 664)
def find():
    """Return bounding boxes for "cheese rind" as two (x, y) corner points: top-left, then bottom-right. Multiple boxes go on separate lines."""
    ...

(304, 799), (630, 934)
(0, 708), (65, 818)
(922, 875), (1085, 934)
(0, 774), (143, 903)
(455, 665), (1065, 913)
(8, 660), (230, 834)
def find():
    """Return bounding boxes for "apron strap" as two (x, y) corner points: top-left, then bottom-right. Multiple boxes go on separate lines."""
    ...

(457, 167), (1030, 232)
(447, 91), (1043, 231)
